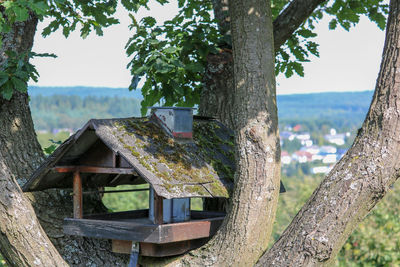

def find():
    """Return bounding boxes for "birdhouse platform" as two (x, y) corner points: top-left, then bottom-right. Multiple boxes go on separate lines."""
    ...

(23, 113), (285, 257)
(64, 209), (224, 256)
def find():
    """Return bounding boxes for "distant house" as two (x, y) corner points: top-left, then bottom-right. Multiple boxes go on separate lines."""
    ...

(295, 132), (311, 142)
(320, 145), (337, 155)
(293, 124), (302, 132)
(280, 131), (293, 140)
(324, 133), (346, 146)
(312, 166), (332, 174)
(322, 154), (337, 164)
(281, 151), (292, 165)
(301, 145), (320, 155)
(293, 151), (312, 163)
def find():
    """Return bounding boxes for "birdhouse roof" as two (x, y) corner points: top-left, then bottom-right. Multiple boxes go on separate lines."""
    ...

(23, 116), (235, 199)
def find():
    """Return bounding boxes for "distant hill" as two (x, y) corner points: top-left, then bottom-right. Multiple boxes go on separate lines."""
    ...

(28, 86), (374, 132)
(277, 91), (374, 130)
(28, 86), (143, 99)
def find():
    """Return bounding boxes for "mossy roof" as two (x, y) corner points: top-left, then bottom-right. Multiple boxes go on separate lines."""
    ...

(23, 116), (235, 199)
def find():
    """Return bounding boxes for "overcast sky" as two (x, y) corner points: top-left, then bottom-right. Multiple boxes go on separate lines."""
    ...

(29, 3), (386, 95)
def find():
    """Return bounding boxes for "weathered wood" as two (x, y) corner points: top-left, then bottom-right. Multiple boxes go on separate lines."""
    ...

(73, 171), (83, 219)
(53, 166), (138, 175)
(63, 218), (158, 242)
(82, 188), (149, 195)
(63, 214), (224, 243)
(112, 239), (132, 254)
(191, 210), (226, 219)
(158, 217), (224, 243)
(140, 239), (209, 257)
(112, 239), (209, 257)
(83, 210), (149, 220)
(154, 193), (163, 225)
(79, 140), (116, 167)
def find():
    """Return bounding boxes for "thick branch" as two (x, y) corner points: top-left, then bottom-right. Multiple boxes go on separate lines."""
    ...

(0, 12), (128, 267)
(0, 13), (67, 266)
(257, 0), (400, 265)
(273, 0), (327, 49)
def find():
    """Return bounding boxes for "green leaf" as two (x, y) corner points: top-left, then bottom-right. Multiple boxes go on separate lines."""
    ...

(0, 73), (9, 87)
(44, 144), (57, 155)
(11, 76), (27, 93)
(133, 65), (148, 75)
(297, 29), (317, 38)
(30, 1), (49, 15)
(141, 16), (157, 27)
(148, 39), (160, 45)
(292, 62), (304, 77)
(1, 81), (14, 100)
(185, 62), (204, 73)
(14, 6), (29, 22)
(164, 47), (178, 54)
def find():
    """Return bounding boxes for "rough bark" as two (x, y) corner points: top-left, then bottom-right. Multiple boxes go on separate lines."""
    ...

(214, 0), (280, 264)
(143, 1), (280, 266)
(0, 14), (67, 267)
(0, 10), (129, 267)
(199, 0), (327, 128)
(257, 0), (400, 265)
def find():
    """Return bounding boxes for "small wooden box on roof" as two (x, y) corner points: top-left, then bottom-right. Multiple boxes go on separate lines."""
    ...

(23, 107), (285, 257)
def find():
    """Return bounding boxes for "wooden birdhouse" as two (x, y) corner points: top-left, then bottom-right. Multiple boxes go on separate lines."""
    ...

(23, 107), (285, 259)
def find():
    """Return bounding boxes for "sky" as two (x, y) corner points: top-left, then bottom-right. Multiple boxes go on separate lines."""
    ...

(30, 3), (386, 95)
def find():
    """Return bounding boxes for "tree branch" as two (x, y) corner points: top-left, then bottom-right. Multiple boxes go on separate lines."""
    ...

(273, 0), (327, 49)
(257, 0), (400, 265)
(212, 0), (328, 51)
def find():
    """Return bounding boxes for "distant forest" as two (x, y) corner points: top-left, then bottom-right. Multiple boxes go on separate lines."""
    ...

(29, 86), (373, 132)
(31, 95), (141, 131)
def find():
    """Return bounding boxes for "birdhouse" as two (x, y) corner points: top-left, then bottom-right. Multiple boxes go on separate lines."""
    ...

(23, 107), (285, 259)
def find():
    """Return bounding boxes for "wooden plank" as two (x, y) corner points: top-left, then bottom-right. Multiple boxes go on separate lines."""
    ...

(112, 240), (132, 254)
(154, 193), (163, 225)
(141, 238), (209, 257)
(191, 210), (226, 219)
(112, 239), (209, 257)
(53, 166), (138, 175)
(64, 216), (224, 244)
(63, 218), (158, 242)
(79, 140), (115, 167)
(73, 171), (83, 219)
(83, 210), (149, 221)
(82, 188), (149, 195)
(157, 217), (224, 243)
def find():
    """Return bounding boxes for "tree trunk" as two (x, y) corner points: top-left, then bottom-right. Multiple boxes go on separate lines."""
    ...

(199, 0), (327, 127)
(257, 0), (400, 265)
(0, 12), (129, 267)
(143, 1), (280, 266)
(201, 0), (327, 213)
(215, 0), (280, 264)
(0, 14), (67, 267)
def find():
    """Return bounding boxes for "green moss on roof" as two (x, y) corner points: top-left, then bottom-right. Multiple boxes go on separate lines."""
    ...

(113, 117), (233, 198)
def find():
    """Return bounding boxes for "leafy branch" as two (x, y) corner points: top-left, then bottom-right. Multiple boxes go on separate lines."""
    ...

(0, 51), (56, 100)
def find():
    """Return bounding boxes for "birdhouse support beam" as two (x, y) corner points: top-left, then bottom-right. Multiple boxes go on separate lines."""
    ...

(154, 193), (163, 225)
(53, 166), (138, 175)
(73, 170), (83, 219)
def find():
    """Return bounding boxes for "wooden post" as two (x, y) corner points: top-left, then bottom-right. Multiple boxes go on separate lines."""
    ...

(73, 170), (83, 219)
(154, 193), (163, 225)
